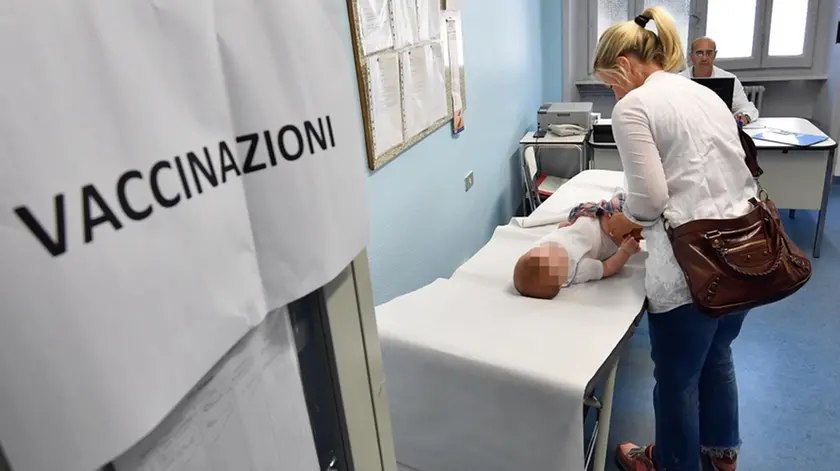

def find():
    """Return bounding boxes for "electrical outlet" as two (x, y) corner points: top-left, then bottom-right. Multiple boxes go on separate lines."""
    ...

(464, 171), (474, 192)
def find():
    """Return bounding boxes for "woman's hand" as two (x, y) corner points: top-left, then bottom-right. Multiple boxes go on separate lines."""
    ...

(735, 112), (751, 127)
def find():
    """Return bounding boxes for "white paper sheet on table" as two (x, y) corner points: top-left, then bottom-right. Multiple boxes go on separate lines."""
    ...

(358, 0), (394, 55)
(515, 169), (627, 227)
(378, 276), (644, 471)
(378, 169), (646, 471)
(368, 53), (404, 156)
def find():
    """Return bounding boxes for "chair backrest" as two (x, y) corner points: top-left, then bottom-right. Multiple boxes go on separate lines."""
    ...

(523, 146), (538, 181)
(522, 145), (541, 207)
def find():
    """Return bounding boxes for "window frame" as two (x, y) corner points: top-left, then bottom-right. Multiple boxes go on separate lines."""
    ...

(759, 0), (821, 68)
(693, 0), (765, 69)
(588, 0), (703, 74)
(587, 0), (820, 73)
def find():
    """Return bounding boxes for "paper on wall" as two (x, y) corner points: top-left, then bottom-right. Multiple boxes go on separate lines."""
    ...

(112, 309), (319, 471)
(358, 0), (394, 55)
(213, 0), (369, 310)
(0, 1), (367, 471)
(368, 54), (404, 156)
(401, 44), (448, 138)
(392, 0), (419, 48)
(417, 0), (442, 41)
(445, 12), (465, 134)
(428, 43), (449, 125)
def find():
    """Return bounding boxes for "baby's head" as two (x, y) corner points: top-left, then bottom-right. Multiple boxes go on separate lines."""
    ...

(513, 242), (570, 299)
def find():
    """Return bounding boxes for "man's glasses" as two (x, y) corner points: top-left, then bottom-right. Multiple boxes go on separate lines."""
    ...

(693, 50), (716, 58)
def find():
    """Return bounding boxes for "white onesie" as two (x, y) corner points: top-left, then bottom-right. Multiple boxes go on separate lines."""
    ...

(534, 217), (619, 286)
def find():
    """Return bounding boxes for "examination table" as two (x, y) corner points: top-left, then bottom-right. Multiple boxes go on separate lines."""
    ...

(376, 170), (647, 471)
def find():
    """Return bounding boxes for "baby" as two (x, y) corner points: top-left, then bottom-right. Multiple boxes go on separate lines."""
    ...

(513, 192), (642, 299)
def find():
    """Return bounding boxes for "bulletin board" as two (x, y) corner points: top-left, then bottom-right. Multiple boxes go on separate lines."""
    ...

(347, 0), (467, 170)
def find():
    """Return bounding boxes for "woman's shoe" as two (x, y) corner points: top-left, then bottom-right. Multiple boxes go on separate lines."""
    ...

(707, 455), (737, 471)
(615, 442), (658, 471)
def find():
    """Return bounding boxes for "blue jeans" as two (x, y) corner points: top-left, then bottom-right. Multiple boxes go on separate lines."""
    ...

(648, 303), (746, 471)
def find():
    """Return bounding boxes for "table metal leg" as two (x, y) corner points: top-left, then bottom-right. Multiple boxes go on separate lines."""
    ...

(592, 358), (619, 471)
(813, 149), (836, 258)
(576, 144), (585, 174)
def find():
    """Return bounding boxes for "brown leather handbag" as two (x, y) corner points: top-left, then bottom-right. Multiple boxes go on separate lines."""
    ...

(666, 129), (812, 317)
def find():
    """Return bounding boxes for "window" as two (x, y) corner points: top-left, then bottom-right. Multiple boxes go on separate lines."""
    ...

(589, 0), (695, 72)
(698, 0), (818, 68)
(589, 0), (819, 72)
(767, 0), (810, 57)
(705, 0), (757, 59)
(642, 0), (692, 57)
(597, 0), (630, 43)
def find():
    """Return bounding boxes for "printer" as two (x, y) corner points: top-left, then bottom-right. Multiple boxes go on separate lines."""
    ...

(535, 102), (594, 138)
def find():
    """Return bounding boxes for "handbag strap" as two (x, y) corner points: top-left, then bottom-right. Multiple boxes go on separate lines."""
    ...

(665, 129), (766, 231)
(739, 128), (763, 179)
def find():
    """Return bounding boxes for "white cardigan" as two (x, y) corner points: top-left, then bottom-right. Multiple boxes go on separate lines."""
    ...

(612, 71), (758, 313)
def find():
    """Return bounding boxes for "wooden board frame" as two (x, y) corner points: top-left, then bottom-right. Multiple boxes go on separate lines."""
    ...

(346, 1), (467, 170)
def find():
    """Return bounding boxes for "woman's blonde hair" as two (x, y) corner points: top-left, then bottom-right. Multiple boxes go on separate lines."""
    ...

(593, 7), (685, 86)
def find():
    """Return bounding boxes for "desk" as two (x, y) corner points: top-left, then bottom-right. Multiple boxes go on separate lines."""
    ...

(520, 131), (589, 175)
(588, 117), (837, 258)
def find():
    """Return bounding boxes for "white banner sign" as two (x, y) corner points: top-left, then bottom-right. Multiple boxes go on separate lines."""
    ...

(0, 1), (368, 471)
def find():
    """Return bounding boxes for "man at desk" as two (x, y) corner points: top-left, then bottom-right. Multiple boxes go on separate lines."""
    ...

(680, 37), (759, 126)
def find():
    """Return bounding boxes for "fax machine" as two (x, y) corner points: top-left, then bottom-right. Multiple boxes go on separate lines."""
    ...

(535, 102), (593, 138)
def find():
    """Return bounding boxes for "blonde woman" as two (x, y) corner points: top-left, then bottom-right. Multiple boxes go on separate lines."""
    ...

(592, 7), (758, 471)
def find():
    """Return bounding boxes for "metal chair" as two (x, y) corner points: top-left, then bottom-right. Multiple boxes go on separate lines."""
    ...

(522, 145), (542, 214)
(522, 145), (571, 215)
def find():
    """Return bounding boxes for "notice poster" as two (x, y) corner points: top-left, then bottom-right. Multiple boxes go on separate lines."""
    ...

(112, 309), (319, 471)
(0, 1), (368, 471)
(392, 0), (420, 48)
(367, 53), (405, 155)
(445, 12), (466, 134)
(358, 0), (395, 55)
(401, 44), (448, 138)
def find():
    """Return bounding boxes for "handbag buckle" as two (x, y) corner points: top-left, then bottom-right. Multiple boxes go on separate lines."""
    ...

(705, 230), (723, 248)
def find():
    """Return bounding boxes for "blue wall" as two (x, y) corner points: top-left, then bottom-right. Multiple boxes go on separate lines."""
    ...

(541, 0), (564, 101)
(360, 0), (546, 305)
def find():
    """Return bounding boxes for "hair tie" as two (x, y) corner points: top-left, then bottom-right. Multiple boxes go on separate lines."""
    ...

(634, 15), (651, 27)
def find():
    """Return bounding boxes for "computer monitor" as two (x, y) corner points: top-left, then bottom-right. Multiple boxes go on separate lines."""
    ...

(692, 77), (735, 111)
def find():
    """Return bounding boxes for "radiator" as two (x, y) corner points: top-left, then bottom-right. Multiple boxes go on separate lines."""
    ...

(744, 85), (766, 113)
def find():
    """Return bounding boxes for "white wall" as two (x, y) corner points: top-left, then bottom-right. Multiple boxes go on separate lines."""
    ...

(561, 0), (583, 103)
